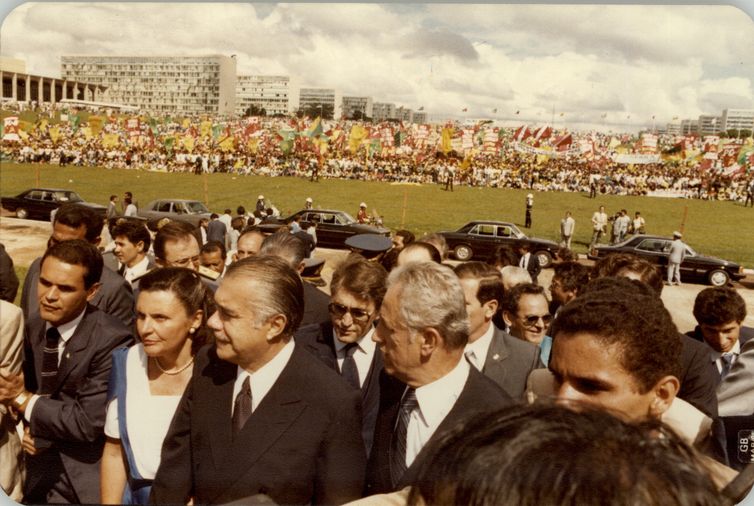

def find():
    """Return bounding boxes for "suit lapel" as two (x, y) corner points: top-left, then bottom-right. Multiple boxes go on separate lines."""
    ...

(206, 357), (237, 471)
(314, 323), (339, 370)
(482, 328), (510, 383)
(54, 307), (96, 392)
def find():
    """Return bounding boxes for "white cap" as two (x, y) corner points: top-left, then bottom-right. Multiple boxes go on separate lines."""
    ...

(258, 195), (264, 200)
(673, 231), (682, 238)
(527, 193), (533, 198)
(306, 197), (313, 203)
(360, 202), (367, 208)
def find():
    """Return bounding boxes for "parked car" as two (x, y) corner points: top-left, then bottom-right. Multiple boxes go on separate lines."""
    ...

(1, 188), (106, 221)
(587, 235), (745, 286)
(438, 221), (560, 267)
(138, 199), (212, 227)
(259, 209), (390, 249)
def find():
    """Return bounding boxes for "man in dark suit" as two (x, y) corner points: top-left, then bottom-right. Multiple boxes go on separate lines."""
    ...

(259, 232), (330, 326)
(206, 213), (227, 245)
(296, 257), (389, 456)
(515, 241), (540, 284)
(365, 262), (513, 495)
(21, 203), (135, 328)
(454, 262), (541, 400)
(0, 240), (133, 503)
(151, 256), (365, 505)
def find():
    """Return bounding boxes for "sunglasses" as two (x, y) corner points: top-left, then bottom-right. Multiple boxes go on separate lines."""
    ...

(328, 302), (373, 322)
(520, 314), (553, 328)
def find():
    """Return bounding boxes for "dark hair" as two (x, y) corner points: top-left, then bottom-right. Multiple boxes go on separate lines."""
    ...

(230, 217), (245, 231)
(394, 229), (415, 245)
(224, 209), (231, 215)
(693, 287), (747, 326)
(488, 245), (518, 269)
(330, 257), (388, 309)
(454, 262), (504, 307)
(54, 203), (103, 242)
(259, 232), (307, 269)
(210, 213), (219, 220)
(551, 278), (681, 393)
(109, 195), (117, 202)
(592, 252), (663, 294)
(137, 267), (214, 354)
(154, 221), (198, 261)
(552, 261), (590, 295)
(201, 240), (226, 259)
(111, 220), (151, 252)
(503, 283), (546, 315)
(555, 247), (576, 262)
(400, 241), (442, 264)
(42, 239), (103, 289)
(409, 404), (724, 506)
(225, 255), (304, 336)
(236, 206), (246, 216)
(418, 233), (448, 260)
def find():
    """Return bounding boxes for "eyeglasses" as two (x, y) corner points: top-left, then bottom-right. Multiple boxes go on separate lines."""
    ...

(328, 302), (373, 322)
(519, 314), (553, 328)
(169, 255), (200, 268)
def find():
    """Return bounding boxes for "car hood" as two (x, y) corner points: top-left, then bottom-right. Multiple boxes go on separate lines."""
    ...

(691, 253), (741, 268)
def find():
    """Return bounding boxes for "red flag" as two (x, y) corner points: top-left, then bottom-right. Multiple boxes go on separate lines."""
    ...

(553, 133), (573, 152)
(514, 126), (531, 142)
(532, 125), (552, 146)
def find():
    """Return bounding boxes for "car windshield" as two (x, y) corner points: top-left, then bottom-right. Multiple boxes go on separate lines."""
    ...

(56, 191), (83, 202)
(185, 201), (209, 214)
(338, 212), (356, 224)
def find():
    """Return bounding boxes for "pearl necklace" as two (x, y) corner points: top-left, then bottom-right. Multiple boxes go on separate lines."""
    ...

(153, 356), (194, 375)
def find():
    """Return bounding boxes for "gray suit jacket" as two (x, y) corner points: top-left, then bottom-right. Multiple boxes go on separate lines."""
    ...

(718, 328), (754, 417)
(480, 326), (542, 401)
(0, 301), (24, 500)
(22, 256), (135, 328)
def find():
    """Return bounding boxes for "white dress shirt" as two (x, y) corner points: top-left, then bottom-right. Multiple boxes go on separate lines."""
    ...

(333, 327), (377, 389)
(232, 339), (295, 414)
(519, 252), (531, 269)
(464, 323), (494, 371)
(24, 308), (87, 422)
(404, 357), (470, 467)
(717, 339), (741, 374)
(122, 255), (150, 285)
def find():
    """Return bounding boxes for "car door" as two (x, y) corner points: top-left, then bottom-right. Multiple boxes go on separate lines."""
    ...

(25, 190), (46, 219)
(319, 212), (351, 248)
(633, 238), (669, 268)
(469, 224), (499, 259)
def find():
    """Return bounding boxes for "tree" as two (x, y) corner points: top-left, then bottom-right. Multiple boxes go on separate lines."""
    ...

(299, 103), (334, 120)
(244, 105), (267, 117)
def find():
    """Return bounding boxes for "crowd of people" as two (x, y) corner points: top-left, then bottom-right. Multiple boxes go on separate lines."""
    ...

(0, 200), (752, 505)
(3, 101), (754, 202)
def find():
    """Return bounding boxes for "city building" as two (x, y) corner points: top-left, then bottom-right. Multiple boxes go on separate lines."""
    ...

(236, 75), (293, 116)
(721, 108), (754, 134)
(697, 114), (722, 135)
(298, 87), (341, 119)
(1, 57), (107, 105)
(665, 122), (682, 135)
(395, 106), (413, 123)
(680, 119), (699, 135)
(412, 111), (427, 124)
(372, 102), (396, 121)
(342, 96), (373, 120)
(60, 55), (237, 116)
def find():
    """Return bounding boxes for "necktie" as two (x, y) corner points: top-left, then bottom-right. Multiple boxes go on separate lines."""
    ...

(40, 327), (61, 396)
(389, 388), (418, 487)
(721, 353), (736, 380)
(118, 263), (126, 277)
(232, 376), (252, 435)
(340, 342), (360, 390)
(465, 349), (479, 370)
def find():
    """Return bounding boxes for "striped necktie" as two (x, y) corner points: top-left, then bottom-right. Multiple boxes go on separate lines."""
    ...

(232, 377), (252, 435)
(40, 327), (61, 395)
(389, 388), (418, 487)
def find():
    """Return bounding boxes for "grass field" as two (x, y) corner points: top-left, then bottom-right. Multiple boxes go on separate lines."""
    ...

(1, 162), (753, 267)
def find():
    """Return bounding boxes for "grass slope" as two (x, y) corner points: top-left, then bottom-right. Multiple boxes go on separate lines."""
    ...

(1, 162), (753, 266)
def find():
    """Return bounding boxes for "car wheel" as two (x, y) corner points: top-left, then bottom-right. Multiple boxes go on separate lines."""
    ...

(535, 250), (553, 268)
(454, 244), (473, 261)
(708, 269), (730, 287)
(16, 208), (28, 219)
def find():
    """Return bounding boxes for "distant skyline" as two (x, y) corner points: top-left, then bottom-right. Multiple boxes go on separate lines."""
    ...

(1, 2), (753, 132)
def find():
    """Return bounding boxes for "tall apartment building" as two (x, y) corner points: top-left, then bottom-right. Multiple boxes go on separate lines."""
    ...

(680, 119), (698, 135)
(412, 111), (427, 124)
(298, 87), (341, 119)
(342, 96), (373, 119)
(395, 106), (413, 123)
(60, 55), (237, 116)
(721, 108), (754, 133)
(236, 75), (292, 116)
(372, 102), (396, 121)
(697, 114), (722, 135)
(665, 122), (682, 135)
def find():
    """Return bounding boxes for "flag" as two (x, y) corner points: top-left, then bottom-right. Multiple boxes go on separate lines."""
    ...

(553, 133), (573, 152)
(492, 108), (498, 113)
(49, 126), (61, 143)
(461, 108), (468, 112)
(200, 120), (212, 138)
(532, 125), (552, 146)
(513, 126), (531, 143)
(304, 117), (323, 138)
(70, 114), (81, 132)
(2, 116), (20, 141)
(164, 136), (175, 152)
(348, 125), (368, 154)
(441, 127), (453, 153)
(88, 115), (104, 135)
(102, 133), (120, 148)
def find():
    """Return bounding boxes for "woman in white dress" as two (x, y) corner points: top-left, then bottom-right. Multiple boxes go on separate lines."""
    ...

(100, 267), (213, 504)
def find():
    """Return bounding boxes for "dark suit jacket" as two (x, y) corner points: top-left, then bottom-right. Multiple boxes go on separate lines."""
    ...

(22, 256), (135, 328)
(517, 252), (541, 282)
(678, 333), (720, 418)
(686, 325), (754, 388)
(481, 326), (541, 400)
(302, 282), (330, 327)
(364, 366), (513, 495)
(207, 219), (227, 244)
(295, 321), (391, 456)
(150, 344), (366, 505)
(23, 305), (133, 503)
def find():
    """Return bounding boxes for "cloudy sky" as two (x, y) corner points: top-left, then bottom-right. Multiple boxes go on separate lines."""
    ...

(1, 2), (753, 132)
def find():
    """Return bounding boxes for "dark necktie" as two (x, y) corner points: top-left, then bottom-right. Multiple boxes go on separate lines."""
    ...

(340, 342), (360, 390)
(721, 353), (735, 380)
(232, 376), (252, 435)
(40, 327), (61, 395)
(118, 263), (126, 277)
(389, 388), (418, 487)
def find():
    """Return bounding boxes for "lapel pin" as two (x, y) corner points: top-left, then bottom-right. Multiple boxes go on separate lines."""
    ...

(66, 352), (71, 359)
(492, 353), (500, 361)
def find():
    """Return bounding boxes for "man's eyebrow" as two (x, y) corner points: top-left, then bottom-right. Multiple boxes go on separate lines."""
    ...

(215, 302), (239, 318)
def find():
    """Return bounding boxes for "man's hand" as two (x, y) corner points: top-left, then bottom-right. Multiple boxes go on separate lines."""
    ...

(0, 372), (24, 404)
(22, 426), (42, 456)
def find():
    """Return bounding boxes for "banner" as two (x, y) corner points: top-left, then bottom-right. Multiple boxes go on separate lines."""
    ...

(513, 141), (578, 158)
(2, 116), (20, 141)
(612, 153), (661, 164)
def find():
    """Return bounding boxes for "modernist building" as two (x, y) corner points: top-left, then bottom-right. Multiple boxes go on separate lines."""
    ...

(412, 111), (427, 124)
(60, 55), (236, 116)
(697, 114), (723, 135)
(680, 119), (699, 135)
(236, 75), (294, 116)
(341, 96), (373, 119)
(372, 102), (396, 121)
(298, 87), (341, 119)
(395, 106), (413, 123)
(1, 57), (106, 105)
(721, 109), (754, 133)
(665, 122), (682, 135)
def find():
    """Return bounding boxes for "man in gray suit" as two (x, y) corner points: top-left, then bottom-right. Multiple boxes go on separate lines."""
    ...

(667, 231), (686, 285)
(719, 338), (754, 416)
(454, 262), (541, 400)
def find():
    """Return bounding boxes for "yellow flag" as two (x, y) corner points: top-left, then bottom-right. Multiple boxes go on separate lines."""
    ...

(49, 126), (61, 143)
(441, 128), (453, 154)
(247, 138), (259, 154)
(88, 115), (104, 135)
(81, 127), (93, 140)
(102, 133), (120, 148)
(349, 125), (367, 154)
(200, 120), (212, 139)
(182, 118), (190, 129)
(219, 136), (234, 152)
(182, 135), (195, 152)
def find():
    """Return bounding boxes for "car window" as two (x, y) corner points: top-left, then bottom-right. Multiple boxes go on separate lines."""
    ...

(321, 213), (336, 224)
(340, 212), (356, 224)
(62, 191), (83, 202)
(334, 214), (349, 225)
(176, 203), (188, 214)
(471, 224), (495, 236)
(157, 201), (172, 212)
(27, 190), (44, 200)
(186, 201), (209, 214)
(496, 226), (512, 237)
(42, 192), (54, 201)
(636, 239), (668, 253)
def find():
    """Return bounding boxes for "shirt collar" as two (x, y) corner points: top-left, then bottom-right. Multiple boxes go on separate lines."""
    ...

(414, 357), (470, 429)
(124, 255), (150, 275)
(236, 339), (295, 407)
(333, 326), (377, 356)
(46, 307), (87, 344)
(464, 322), (494, 367)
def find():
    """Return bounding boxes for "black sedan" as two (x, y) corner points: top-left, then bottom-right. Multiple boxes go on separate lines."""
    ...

(138, 199), (212, 227)
(260, 209), (390, 249)
(438, 221), (560, 267)
(587, 235), (745, 286)
(1, 188), (106, 221)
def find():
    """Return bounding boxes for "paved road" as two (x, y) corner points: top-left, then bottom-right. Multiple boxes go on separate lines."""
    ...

(2, 216), (752, 334)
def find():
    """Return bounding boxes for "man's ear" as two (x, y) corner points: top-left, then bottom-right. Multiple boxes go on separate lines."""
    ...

(502, 310), (514, 328)
(297, 261), (306, 274)
(86, 282), (102, 302)
(483, 300), (498, 321)
(419, 327), (441, 358)
(266, 314), (288, 341)
(649, 375), (680, 418)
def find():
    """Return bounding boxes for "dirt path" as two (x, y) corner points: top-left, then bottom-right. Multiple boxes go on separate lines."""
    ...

(2, 216), (752, 333)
